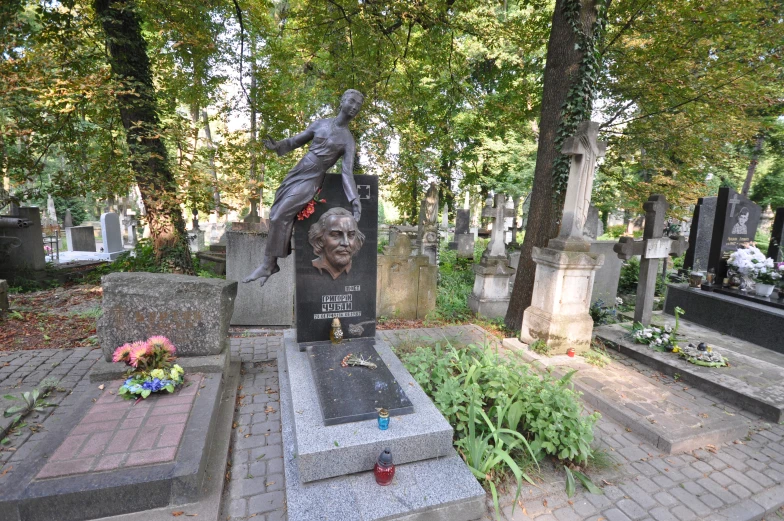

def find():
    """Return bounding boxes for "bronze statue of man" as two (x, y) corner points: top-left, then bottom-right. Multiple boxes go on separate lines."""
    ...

(242, 89), (364, 286)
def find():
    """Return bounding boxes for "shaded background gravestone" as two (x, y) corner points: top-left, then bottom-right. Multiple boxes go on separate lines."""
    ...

(683, 196), (717, 272)
(377, 234), (437, 320)
(65, 225), (96, 252)
(294, 174), (378, 343)
(707, 187), (762, 277)
(99, 212), (125, 259)
(0, 206), (45, 275)
(768, 207), (784, 262)
(226, 222), (295, 326)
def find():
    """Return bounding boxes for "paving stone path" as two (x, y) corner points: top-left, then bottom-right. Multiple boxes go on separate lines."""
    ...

(0, 347), (101, 486)
(221, 327), (784, 521)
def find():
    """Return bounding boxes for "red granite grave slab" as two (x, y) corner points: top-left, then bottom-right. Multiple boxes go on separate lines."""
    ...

(35, 374), (203, 480)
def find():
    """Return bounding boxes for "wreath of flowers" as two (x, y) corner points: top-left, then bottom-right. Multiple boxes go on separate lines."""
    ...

(296, 189), (327, 221)
(112, 336), (185, 399)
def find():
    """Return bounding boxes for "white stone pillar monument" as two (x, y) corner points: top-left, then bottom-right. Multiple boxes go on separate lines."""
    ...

(520, 122), (607, 354)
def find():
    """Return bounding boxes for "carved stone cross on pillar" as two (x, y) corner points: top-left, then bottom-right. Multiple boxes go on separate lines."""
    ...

(549, 122), (607, 252)
(481, 194), (515, 259)
(613, 194), (688, 326)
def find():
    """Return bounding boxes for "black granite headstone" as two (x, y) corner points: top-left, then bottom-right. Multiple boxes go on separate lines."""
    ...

(683, 197), (717, 272)
(768, 208), (784, 262)
(707, 187), (762, 278)
(455, 209), (470, 235)
(306, 338), (413, 426)
(294, 173), (378, 344)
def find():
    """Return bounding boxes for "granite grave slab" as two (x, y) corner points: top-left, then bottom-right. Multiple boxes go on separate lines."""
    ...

(708, 187), (762, 278)
(65, 225), (96, 252)
(294, 174), (377, 343)
(306, 338), (413, 426)
(282, 330), (454, 482)
(279, 339), (485, 520)
(683, 196), (716, 272)
(768, 207), (783, 262)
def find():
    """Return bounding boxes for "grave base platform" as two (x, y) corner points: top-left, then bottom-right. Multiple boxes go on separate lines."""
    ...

(89, 347), (230, 382)
(503, 338), (749, 453)
(282, 331), (454, 482)
(0, 368), (238, 521)
(594, 319), (784, 423)
(664, 284), (784, 354)
(279, 344), (485, 521)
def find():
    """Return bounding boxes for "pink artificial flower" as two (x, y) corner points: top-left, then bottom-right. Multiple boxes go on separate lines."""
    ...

(112, 343), (133, 363)
(147, 335), (176, 355)
(128, 341), (152, 368)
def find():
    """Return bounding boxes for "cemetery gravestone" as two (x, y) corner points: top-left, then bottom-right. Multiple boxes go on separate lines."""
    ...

(294, 174), (377, 343)
(377, 234), (437, 319)
(100, 212), (125, 259)
(768, 207), (784, 262)
(590, 240), (623, 305)
(613, 195), (688, 326)
(97, 272), (237, 360)
(683, 196), (717, 272)
(520, 122), (606, 353)
(0, 279), (7, 315)
(0, 206), (45, 274)
(417, 182), (439, 264)
(226, 222), (295, 326)
(66, 225), (97, 252)
(468, 194), (515, 318)
(707, 187), (762, 278)
(584, 205), (601, 240)
(63, 208), (73, 228)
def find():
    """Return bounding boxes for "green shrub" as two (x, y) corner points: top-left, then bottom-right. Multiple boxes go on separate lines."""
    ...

(605, 225), (625, 238)
(400, 342), (599, 463)
(530, 339), (552, 356)
(428, 245), (475, 322)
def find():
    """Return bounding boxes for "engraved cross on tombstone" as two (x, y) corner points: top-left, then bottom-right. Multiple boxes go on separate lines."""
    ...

(482, 194), (515, 259)
(549, 121), (607, 252)
(613, 194), (688, 326)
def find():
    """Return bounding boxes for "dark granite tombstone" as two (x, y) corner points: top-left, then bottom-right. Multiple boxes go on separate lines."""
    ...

(306, 338), (414, 426)
(768, 207), (784, 262)
(683, 196), (717, 272)
(707, 187), (762, 278)
(455, 209), (470, 235)
(294, 173), (378, 344)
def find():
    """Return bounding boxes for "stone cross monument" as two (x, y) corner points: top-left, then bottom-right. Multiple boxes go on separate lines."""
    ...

(549, 122), (607, 251)
(468, 194), (516, 319)
(613, 195), (688, 326)
(520, 121), (606, 354)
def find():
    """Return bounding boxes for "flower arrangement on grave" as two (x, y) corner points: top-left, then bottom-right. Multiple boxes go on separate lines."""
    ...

(296, 189), (326, 221)
(112, 336), (185, 399)
(631, 307), (684, 352)
(727, 246), (782, 286)
(672, 343), (728, 368)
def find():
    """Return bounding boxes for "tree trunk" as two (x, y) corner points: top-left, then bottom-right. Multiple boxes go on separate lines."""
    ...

(504, 0), (598, 330)
(94, 0), (192, 273)
(741, 134), (764, 196)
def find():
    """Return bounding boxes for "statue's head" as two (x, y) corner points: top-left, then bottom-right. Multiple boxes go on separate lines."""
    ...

(339, 89), (364, 120)
(308, 207), (365, 279)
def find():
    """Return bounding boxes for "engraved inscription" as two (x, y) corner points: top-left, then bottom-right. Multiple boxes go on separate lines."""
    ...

(345, 285), (361, 292)
(313, 311), (362, 319)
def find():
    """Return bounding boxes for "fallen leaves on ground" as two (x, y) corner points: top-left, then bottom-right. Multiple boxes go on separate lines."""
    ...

(1, 284), (101, 351)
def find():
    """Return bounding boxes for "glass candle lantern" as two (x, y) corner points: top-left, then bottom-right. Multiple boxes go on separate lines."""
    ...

(378, 408), (390, 430)
(374, 448), (395, 486)
(330, 318), (343, 344)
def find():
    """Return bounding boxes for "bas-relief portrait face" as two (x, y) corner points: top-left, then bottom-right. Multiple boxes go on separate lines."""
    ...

(308, 207), (365, 279)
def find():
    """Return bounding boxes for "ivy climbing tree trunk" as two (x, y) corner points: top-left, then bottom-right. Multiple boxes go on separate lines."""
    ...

(505, 0), (606, 330)
(94, 0), (193, 273)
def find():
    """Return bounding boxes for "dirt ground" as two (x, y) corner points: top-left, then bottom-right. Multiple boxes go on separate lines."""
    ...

(1, 284), (102, 352)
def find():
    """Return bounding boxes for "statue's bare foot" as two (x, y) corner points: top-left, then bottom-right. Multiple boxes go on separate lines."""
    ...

(242, 261), (280, 285)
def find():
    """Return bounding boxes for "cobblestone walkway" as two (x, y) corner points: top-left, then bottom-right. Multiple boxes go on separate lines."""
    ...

(0, 347), (101, 484)
(221, 327), (784, 521)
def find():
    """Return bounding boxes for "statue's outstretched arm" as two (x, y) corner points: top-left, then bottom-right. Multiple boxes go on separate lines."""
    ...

(341, 137), (361, 221)
(264, 123), (315, 156)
